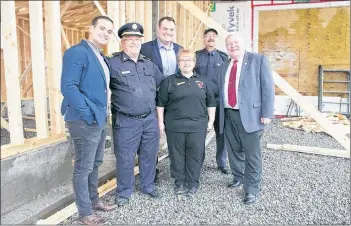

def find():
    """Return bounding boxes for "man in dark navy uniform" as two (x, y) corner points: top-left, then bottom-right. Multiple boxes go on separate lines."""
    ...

(195, 28), (229, 174)
(108, 23), (165, 206)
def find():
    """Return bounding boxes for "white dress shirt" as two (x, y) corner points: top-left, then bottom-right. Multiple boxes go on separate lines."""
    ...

(224, 55), (244, 109)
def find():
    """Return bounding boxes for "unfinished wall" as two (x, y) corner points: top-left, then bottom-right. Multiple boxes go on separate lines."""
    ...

(0, 19), (87, 102)
(259, 6), (350, 96)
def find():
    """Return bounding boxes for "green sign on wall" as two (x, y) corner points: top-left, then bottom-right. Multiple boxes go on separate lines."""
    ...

(210, 2), (216, 12)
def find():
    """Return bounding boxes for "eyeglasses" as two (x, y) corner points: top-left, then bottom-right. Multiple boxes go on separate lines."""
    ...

(204, 34), (217, 38)
(178, 59), (193, 63)
(122, 38), (142, 43)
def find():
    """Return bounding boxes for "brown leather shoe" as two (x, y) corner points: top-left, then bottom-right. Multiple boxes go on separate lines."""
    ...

(78, 214), (105, 225)
(92, 201), (117, 212)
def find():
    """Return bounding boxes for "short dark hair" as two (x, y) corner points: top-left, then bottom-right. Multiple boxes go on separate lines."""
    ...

(91, 16), (114, 26)
(158, 16), (176, 27)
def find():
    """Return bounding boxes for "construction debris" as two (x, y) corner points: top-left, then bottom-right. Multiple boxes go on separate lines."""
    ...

(280, 113), (350, 134)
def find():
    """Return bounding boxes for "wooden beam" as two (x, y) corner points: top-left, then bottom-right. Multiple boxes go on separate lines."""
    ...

(1, 134), (67, 159)
(44, 1), (65, 134)
(1, 117), (9, 130)
(1, 1), (25, 145)
(136, 1), (144, 30)
(176, 1), (350, 151)
(16, 24), (30, 37)
(37, 162), (141, 225)
(119, 1), (126, 26)
(20, 61), (32, 85)
(29, 1), (49, 139)
(267, 144), (350, 159)
(177, 1), (227, 40)
(60, 1), (72, 18)
(272, 71), (350, 151)
(107, 1), (119, 54)
(60, 25), (71, 49)
(189, 2), (211, 49)
(144, 1), (153, 42)
(126, 1), (135, 22)
(92, 1), (120, 43)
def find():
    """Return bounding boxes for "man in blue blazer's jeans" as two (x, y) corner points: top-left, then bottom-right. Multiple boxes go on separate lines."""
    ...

(140, 16), (183, 183)
(61, 16), (116, 225)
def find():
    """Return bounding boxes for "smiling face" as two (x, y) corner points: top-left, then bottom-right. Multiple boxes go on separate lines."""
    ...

(89, 18), (114, 48)
(225, 35), (245, 59)
(178, 51), (196, 74)
(121, 35), (142, 58)
(203, 31), (217, 49)
(157, 19), (176, 45)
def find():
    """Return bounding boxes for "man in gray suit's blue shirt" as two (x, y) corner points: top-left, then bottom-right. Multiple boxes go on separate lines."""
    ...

(218, 34), (275, 205)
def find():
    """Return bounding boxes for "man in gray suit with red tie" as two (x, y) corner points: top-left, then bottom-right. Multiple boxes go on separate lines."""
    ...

(217, 34), (275, 204)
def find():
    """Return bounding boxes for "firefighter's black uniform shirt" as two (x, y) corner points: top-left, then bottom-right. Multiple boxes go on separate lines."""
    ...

(157, 71), (217, 133)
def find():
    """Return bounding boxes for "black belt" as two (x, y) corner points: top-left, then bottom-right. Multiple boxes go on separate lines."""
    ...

(119, 112), (149, 119)
(225, 108), (239, 111)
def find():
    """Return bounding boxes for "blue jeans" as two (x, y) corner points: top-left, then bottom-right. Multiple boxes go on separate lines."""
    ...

(67, 120), (106, 217)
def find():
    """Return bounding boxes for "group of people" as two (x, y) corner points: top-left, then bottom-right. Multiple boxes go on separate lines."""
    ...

(61, 15), (275, 225)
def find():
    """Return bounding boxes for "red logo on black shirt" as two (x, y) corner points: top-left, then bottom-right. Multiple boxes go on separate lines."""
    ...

(196, 81), (204, 88)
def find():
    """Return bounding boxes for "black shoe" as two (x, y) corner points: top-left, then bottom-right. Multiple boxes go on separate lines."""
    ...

(174, 184), (186, 195)
(185, 187), (198, 197)
(154, 168), (160, 184)
(227, 179), (242, 188)
(115, 197), (129, 206)
(218, 167), (229, 174)
(244, 193), (257, 204)
(147, 189), (161, 198)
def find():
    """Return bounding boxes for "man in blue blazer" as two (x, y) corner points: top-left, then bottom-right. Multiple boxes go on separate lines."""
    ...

(61, 16), (116, 225)
(217, 34), (275, 205)
(140, 16), (183, 183)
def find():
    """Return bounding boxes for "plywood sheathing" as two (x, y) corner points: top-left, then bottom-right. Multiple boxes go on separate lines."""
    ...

(259, 7), (350, 96)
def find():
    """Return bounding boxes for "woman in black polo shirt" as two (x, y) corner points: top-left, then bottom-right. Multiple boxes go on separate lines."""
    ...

(157, 49), (216, 197)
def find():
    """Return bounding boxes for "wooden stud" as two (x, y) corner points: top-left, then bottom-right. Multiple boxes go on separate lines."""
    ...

(60, 1), (72, 18)
(60, 25), (71, 50)
(1, 117), (9, 130)
(29, 1), (49, 138)
(107, 1), (120, 54)
(159, 1), (166, 18)
(126, 1), (135, 22)
(44, 1), (65, 134)
(136, 1), (144, 26)
(1, 0), (25, 144)
(267, 143), (350, 159)
(119, 1), (126, 26)
(144, 1), (153, 42)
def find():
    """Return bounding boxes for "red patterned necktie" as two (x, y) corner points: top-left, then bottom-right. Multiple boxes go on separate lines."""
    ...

(228, 60), (238, 108)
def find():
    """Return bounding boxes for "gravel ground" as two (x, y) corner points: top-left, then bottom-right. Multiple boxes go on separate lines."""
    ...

(61, 119), (350, 225)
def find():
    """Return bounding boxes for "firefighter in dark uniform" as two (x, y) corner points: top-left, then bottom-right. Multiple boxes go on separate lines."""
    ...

(157, 49), (216, 197)
(194, 28), (229, 174)
(108, 23), (165, 206)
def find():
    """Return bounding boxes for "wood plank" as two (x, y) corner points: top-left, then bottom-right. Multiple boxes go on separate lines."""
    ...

(29, 1), (49, 138)
(119, 1), (126, 26)
(126, 0), (135, 22)
(60, 25), (71, 50)
(1, 134), (67, 160)
(1, 1), (25, 144)
(107, 1), (119, 54)
(267, 143), (350, 159)
(144, 1), (153, 42)
(60, 1), (72, 18)
(44, 1), (65, 134)
(1, 117), (9, 130)
(273, 71), (350, 151)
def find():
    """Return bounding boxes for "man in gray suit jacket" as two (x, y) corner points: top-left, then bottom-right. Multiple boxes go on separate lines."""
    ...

(217, 34), (275, 204)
